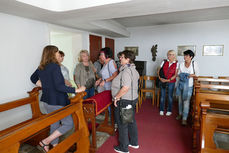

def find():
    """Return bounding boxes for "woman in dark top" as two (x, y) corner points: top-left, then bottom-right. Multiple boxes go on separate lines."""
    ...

(31, 45), (85, 152)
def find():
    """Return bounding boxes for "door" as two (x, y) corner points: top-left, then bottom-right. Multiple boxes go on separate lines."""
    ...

(105, 38), (115, 59)
(90, 34), (102, 63)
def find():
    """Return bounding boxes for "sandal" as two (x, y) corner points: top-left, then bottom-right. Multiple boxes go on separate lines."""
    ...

(37, 141), (49, 153)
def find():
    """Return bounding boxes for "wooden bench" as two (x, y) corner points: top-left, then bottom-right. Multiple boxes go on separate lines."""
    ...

(200, 101), (229, 153)
(0, 89), (89, 153)
(192, 82), (229, 153)
(0, 87), (48, 145)
(83, 90), (114, 153)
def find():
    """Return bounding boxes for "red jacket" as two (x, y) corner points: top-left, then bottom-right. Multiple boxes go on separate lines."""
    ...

(162, 61), (177, 83)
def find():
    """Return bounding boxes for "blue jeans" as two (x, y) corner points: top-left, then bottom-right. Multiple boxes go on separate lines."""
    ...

(178, 86), (193, 120)
(84, 87), (95, 99)
(160, 82), (175, 112)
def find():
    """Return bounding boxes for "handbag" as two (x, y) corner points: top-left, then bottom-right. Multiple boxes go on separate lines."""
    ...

(120, 104), (134, 124)
(157, 60), (167, 88)
(119, 67), (134, 124)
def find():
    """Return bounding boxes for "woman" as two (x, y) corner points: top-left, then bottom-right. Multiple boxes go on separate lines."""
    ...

(176, 50), (199, 125)
(95, 47), (118, 93)
(30, 45), (85, 152)
(58, 51), (72, 87)
(74, 50), (96, 99)
(111, 50), (139, 153)
(158, 50), (178, 116)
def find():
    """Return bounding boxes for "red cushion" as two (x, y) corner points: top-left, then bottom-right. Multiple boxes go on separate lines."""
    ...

(83, 90), (112, 116)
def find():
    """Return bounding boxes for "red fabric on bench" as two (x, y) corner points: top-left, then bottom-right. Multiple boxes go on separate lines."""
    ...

(83, 90), (112, 116)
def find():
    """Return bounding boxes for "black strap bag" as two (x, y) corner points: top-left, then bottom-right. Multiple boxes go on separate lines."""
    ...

(119, 68), (134, 124)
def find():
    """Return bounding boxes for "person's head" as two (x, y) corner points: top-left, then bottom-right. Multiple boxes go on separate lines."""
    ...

(117, 52), (122, 62)
(100, 47), (113, 62)
(183, 50), (195, 62)
(58, 51), (65, 63)
(78, 50), (90, 62)
(167, 50), (176, 62)
(39, 45), (59, 70)
(120, 50), (135, 66)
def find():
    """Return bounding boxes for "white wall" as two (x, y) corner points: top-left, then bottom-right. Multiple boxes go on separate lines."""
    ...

(0, 13), (49, 130)
(0, 13), (112, 130)
(115, 20), (229, 77)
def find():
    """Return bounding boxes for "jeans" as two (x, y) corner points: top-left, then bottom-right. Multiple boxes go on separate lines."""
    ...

(178, 86), (193, 120)
(117, 99), (138, 152)
(84, 87), (95, 99)
(160, 82), (175, 112)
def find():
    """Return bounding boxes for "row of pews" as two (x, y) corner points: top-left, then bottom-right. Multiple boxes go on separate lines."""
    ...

(0, 87), (114, 153)
(192, 77), (229, 153)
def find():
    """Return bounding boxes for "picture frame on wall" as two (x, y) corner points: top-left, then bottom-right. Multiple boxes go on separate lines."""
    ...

(177, 45), (196, 56)
(203, 45), (224, 56)
(124, 46), (139, 56)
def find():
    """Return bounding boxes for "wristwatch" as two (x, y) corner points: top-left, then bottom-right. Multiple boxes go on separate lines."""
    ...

(104, 79), (106, 82)
(114, 97), (118, 101)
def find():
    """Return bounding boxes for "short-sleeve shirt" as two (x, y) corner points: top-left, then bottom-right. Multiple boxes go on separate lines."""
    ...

(111, 64), (139, 100)
(100, 59), (117, 90)
(178, 61), (199, 87)
(61, 65), (70, 81)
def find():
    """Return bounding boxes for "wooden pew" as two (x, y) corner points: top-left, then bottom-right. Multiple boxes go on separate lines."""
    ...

(0, 90), (90, 153)
(83, 90), (114, 153)
(200, 101), (229, 153)
(192, 82), (229, 153)
(0, 87), (48, 145)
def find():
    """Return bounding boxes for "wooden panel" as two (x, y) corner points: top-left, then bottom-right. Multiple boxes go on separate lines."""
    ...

(90, 35), (102, 63)
(105, 38), (114, 59)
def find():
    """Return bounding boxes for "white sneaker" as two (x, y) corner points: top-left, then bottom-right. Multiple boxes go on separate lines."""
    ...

(128, 144), (139, 149)
(160, 111), (164, 116)
(166, 112), (172, 116)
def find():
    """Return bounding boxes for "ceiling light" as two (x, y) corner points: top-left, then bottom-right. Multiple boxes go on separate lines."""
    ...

(16, 0), (131, 12)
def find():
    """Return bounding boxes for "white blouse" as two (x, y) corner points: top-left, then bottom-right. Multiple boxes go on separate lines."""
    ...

(178, 61), (199, 87)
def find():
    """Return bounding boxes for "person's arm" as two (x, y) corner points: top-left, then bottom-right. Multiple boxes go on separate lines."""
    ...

(30, 69), (41, 86)
(114, 70), (131, 107)
(74, 65), (81, 87)
(100, 60), (118, 85)
(114, 86), (129, 107)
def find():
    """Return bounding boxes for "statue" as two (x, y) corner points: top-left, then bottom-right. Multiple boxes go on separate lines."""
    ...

(151, 44), (158, 61)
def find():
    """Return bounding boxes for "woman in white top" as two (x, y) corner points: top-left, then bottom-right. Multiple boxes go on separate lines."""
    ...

(176, 50), (199, 125)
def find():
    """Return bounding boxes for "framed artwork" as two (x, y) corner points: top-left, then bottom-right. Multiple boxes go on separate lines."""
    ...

(177, 45), (196, 56)
(124, 46), (139, 56)
(203, 45), (224, 56)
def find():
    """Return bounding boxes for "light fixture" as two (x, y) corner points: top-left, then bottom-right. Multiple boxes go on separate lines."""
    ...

(16, 0), (131, 12)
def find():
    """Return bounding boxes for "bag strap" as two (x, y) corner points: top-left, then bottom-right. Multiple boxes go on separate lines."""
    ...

(192, 61), (195, 74)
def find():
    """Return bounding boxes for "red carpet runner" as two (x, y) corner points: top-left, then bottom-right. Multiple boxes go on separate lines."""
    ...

(97, 99), (192, 153)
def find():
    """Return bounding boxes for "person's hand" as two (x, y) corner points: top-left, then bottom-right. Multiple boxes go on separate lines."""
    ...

(161, 78), (167, 83)
(36, 80), (42, 87)
(100, 80), (105, 87)
(75, 86), (86, 93)
(114, 100), (118, 107)
(95, 79), (101, 86)
(65, 80), (72, 87)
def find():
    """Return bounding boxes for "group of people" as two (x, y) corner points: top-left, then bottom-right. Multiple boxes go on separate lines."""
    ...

(30, 44), (199, 153)
(30, 45), (139, 153)
(158, 49), (199, 126)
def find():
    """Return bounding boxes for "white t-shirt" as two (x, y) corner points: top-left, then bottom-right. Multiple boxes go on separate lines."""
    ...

(178, 61), (199, 87)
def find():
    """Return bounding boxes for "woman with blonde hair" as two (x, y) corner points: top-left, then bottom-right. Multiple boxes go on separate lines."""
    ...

(158, 50), (178, 116)
(74, 50), (96, 99)
(30, 45), (85, 152)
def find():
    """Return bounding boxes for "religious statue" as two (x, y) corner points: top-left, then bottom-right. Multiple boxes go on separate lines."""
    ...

(151, 44), (158, 61)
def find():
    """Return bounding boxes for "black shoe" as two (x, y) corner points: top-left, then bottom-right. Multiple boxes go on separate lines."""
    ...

(114, 146), (129, 153)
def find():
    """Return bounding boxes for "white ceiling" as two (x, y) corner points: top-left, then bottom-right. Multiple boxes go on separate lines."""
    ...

(1, 0), (229, 37)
